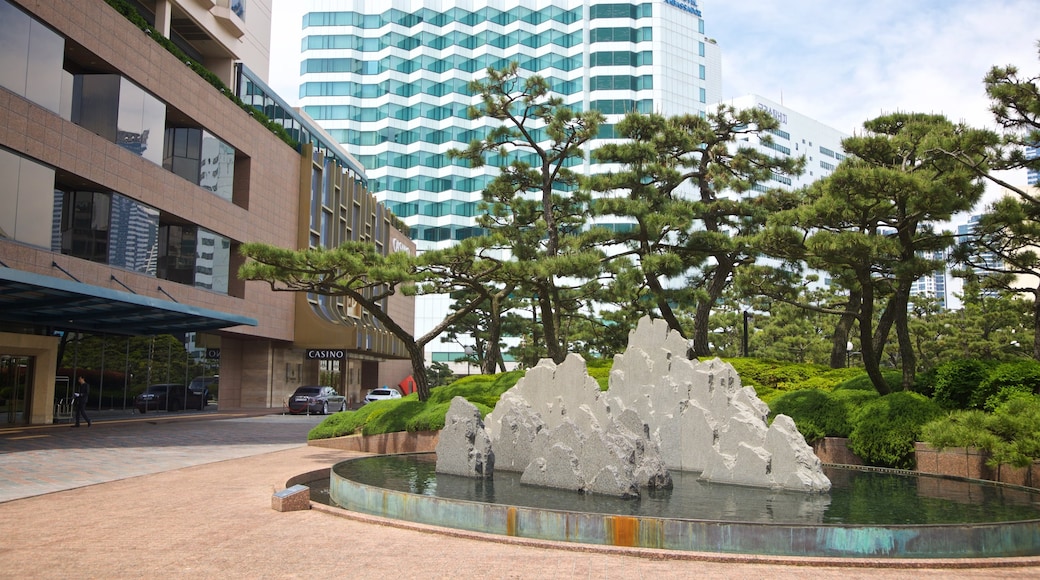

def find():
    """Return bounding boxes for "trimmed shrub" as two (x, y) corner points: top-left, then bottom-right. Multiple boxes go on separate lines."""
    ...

(972, 359), (1040, 410)
(920, 409), (1000, 451)
(987, 395), (1040, 467)
(847, 392), (942, 469)
(930, 359), (994, 410)
(769, 389), (830, 443)
(834, 370), (901, 392)
(770, 387), (879, 441)
(727, 358), (830, 390)
(983, 385), (1035, 412)
(922, 394), (1040, 468)
(309, 370), (523, 440)
(587, 358), (612, 390)
(728, 358), (834, 405)
(912, 365), (938, 397)
(825, 389), (881, 436)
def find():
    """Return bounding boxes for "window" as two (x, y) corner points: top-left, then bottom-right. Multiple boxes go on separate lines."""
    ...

(0, 149), (56, 249)
(162, 128), (235, 202)
(0, 0), (64, 114)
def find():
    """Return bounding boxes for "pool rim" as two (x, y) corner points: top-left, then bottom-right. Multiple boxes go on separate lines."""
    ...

(327, 452), (1040, 559)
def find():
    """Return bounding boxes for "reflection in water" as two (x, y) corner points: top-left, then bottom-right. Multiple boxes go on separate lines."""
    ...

(332, 453), (1040, 525)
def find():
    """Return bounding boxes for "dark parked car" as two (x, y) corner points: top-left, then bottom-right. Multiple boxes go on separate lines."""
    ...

(135, 383), (206, 413)
(189, 375), (218, 407)
(287, 385), (346, 415)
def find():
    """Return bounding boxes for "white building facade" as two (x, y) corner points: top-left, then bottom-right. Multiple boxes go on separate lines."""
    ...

(708, 94), (848, 192)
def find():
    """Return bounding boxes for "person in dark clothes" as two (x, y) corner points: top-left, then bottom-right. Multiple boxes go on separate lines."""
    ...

(72, 376), (92, 428)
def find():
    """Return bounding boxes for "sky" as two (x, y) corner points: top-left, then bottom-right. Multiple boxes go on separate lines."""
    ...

(701, 0), (1040, 136)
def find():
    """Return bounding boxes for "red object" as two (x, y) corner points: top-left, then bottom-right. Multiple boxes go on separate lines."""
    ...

(397, 375), (416, 395)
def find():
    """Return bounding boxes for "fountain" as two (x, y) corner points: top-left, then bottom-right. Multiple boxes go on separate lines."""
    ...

(325, 317), (1040, 558)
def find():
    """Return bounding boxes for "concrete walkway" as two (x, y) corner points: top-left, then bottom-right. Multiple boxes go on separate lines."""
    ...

(1, 412), (1039, 579)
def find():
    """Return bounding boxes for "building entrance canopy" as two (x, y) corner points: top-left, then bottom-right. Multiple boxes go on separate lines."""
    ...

(0, 268), (256, 336)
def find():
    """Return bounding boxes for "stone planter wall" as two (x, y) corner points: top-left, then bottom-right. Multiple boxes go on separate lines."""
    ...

(915, 442), (1040, 488)
(308, 430), (439, 454)
(812, 438), (1040, 489)
(811, 437), (864, 466)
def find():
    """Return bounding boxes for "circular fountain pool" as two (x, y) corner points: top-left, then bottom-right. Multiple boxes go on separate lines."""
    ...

(326, 453), (1040, 559)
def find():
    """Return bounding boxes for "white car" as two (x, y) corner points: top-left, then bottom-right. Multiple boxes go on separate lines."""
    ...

(364, 386), (402, 404)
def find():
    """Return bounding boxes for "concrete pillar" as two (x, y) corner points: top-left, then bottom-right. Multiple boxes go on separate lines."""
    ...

(154, 0), (172, 37)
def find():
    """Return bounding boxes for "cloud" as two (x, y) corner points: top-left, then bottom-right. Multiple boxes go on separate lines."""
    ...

(702, 0), (1040, 134)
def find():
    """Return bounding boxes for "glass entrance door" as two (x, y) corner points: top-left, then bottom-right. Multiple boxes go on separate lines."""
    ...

(1, 355), (33, 424)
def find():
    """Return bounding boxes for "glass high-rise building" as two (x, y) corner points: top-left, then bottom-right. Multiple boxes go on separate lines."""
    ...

(1026, 145), (1039, 186)
(295, 0), (721, 251)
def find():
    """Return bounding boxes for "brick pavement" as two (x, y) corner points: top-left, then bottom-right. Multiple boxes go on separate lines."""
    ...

(2, 412), (1040, 578)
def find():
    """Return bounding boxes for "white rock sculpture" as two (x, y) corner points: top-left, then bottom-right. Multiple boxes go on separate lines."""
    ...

(435, 397), (494, 478)
(605, 317), (831, 492)
(457, 315), (830, 494)
(485, 354), (672, 498)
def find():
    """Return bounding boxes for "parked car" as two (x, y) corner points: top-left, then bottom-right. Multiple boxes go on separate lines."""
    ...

(287, 385), (346, 415)
(135, 383), (205, 413)
(188, 375), (218, 407)
(363, 386), (402, 404)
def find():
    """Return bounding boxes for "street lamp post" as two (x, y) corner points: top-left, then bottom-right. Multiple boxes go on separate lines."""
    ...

(846, 341), (861, 367)
(463, 346), (474, 376)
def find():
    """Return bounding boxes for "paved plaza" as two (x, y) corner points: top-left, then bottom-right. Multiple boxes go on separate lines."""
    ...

(1, 411), (1039, 578)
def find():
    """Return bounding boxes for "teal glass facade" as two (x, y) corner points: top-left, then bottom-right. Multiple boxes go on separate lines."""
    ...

(298, 0), (720, 248)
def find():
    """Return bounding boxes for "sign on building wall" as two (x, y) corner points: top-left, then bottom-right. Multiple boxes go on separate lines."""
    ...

(306, 349), (346, 360)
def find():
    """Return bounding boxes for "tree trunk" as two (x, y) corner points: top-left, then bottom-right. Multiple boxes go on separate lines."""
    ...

(692, 259), (735, 358)
(857, 278), (891, 395)
(894, 291), (916, 391)
(537, 282), (567, 364)
(691, 299), (712, 358)
(875, 286), (914, 391)
(404, 341), (431, 401)
(648, 272), (687, 339)
(829, 290), (861, 368)
(483, 299), (504, 375)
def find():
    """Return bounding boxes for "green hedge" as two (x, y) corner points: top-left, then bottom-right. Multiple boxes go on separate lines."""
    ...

(769, 388), (879, 442)
(930, 359), (996, 410)
(727, 358), (837, 405)
(847, 392), (942, 469)
(308, 371), (522, 440)
(922, 393), (1040, 468)
(974, 360), (1040, 410)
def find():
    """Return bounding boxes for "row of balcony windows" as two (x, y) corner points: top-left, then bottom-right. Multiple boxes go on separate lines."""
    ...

(301, 3), (660, 31)
(303, 6), (583, 29)
(302, 26), (653, 53)
(0, 1), (240, 205)
(356, 149), (585, 175)
(406, 220), (640, 244)
(300, 50), (654, 78)
(300, 76), (580, 99)
(304, 98), (651, 127)
(2, 147), (234, 294)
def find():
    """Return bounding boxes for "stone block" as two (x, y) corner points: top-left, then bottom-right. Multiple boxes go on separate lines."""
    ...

(271, 484), (310, 512)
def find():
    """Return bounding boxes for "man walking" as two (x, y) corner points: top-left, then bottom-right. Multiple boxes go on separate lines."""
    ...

(72, 376), (92, 427)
